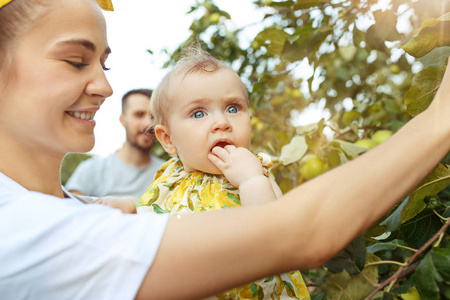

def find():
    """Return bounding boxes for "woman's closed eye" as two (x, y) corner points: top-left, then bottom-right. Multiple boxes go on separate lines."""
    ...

(66, 60), (89, 69)
(65, 60), (110, 71)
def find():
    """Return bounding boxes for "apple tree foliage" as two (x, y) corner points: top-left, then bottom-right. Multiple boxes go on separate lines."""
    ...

(157, 0), (450, 298)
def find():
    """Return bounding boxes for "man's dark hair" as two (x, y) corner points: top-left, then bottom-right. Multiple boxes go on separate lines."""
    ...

(121, 88), (153, 112)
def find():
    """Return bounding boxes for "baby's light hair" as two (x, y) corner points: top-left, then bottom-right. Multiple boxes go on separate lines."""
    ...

(150, 42), (245, 126)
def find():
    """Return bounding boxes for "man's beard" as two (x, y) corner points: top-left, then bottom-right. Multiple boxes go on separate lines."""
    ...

(127, 129), (155, 153)
(129, 139), (152, 153)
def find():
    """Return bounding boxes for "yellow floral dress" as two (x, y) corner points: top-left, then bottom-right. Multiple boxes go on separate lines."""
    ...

(137, 158), (310, 300)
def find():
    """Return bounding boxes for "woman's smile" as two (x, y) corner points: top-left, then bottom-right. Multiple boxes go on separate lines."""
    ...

(66, 110), (97, 121)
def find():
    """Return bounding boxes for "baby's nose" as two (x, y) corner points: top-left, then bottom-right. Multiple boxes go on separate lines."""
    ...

(212, 114), (231, 132)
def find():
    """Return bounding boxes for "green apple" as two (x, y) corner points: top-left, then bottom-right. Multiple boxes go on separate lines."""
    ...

(372, 130), (393, 145)
(300, 154), (329, 180)
(251, 40), (261, 50)
(389, 64), (401, 75)
(354, 138), (377, 149)
(209, 12), (221, 24)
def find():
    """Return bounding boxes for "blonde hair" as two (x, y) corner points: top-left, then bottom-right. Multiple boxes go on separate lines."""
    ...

(0, 0), (50, 70)
(150, 43), (246, 126)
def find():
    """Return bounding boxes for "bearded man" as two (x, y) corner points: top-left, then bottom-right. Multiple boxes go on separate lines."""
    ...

(66, 89), (165, 198)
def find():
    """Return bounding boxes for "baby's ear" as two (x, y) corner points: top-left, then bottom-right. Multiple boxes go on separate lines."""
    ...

(154, 124), (177, 155)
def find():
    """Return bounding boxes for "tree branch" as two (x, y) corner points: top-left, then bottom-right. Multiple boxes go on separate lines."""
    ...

(365, 220), (450, 299)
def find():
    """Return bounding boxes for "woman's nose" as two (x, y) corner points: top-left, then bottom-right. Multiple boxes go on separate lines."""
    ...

(85, 65), (113, 100)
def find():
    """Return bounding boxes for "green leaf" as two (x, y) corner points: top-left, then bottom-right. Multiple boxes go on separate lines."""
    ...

(330, 139), (366, 158)
(342, 110), (360, 125)
(402, 14), (450, 58)
(431, 248), (450, 281)
(325, 253), (380, 299)
(282, 42), (309, 63)
(281, 23), (329, 62)
(279, 135), (308, 165)
(415, 251), (442, 299)
(372, 291), (395, 300)
(445, 286), (450, 300)
(402, 164), (450, 223)
(366, 239), (403, 254)
(327, 148), (348, 167)
(419, 46), (450, 68)
(394, 210), (443, 249)
(391, 276), (415, 295)
(254, 28), (289, 56)
(380, 198), (408, 231)
(383, 99), (402, 114)
(324, 235), (366, 275)
(268, 0), (295, 9)
(404, 66), (446, 117)
(295, 122), (319, 134)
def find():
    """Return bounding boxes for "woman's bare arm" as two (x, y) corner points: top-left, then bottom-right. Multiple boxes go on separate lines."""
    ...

(136, 62), (450, 300)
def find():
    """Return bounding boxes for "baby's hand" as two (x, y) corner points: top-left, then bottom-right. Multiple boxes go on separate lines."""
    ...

(93, 196), (138, 214)
(208, 145), (264, 187)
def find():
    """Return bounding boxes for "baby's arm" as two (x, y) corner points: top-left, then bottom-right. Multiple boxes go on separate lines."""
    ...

(208, 145), (279, 205)
(93, 196), (138, 214)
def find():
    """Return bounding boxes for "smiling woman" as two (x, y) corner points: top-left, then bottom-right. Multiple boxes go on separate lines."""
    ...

(0, 0), (112, 166)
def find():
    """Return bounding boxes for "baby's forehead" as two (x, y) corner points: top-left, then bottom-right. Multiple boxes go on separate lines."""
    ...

(174, 67), (246, 90)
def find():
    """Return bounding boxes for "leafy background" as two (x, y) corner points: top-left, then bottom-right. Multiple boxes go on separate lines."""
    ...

(62, 0), (450, 298)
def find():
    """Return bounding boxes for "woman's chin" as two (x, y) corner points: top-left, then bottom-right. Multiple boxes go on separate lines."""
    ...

(67, 137), (95, 153)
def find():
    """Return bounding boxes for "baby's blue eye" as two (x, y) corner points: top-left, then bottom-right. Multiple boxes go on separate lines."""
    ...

(193, 111), (205, 118)
(227, 106), (238, 113)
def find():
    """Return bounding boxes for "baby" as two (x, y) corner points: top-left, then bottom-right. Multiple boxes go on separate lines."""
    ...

(137, 44), (310, 299)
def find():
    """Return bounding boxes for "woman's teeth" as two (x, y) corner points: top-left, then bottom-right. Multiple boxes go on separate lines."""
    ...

(68, 111), (95, 120)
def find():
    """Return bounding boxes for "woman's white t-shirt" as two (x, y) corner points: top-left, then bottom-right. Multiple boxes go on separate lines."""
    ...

(0, 171), (168, 300)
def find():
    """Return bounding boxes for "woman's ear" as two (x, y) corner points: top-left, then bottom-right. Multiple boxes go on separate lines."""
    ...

(154, 124), (177, 155)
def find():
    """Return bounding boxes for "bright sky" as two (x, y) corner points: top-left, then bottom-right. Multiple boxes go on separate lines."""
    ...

(92, 0), (266, 157)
